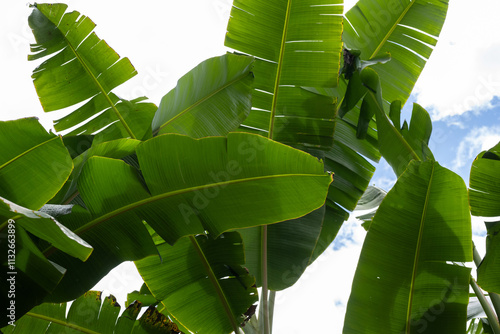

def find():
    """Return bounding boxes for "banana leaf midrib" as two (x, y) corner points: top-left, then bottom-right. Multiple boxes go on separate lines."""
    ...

(368, 1), (416, 59)
(153, 70), (252, 136)
(268, 0), (293, 138)
(43, 172), (330, 256)
(26, 311), (100, 334)
(56, 16), (135, 138)
(405, 162), (434, 333)
(0, 136), (62, 171)
(189, 235), (240, 332)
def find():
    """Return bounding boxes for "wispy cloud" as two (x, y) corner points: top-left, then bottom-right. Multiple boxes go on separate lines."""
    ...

(452, 125), (500, 170)
(414, 0), (500, 120)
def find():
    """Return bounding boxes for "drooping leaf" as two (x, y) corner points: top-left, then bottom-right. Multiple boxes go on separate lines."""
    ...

(344, 0), (449, 108)
(0, 118), (73, 210)
(354, 186), (387, 211)
(225, 0), (343, 150)
(1, 291), (181, 333)
(344, 160), (472, 334)
(152, 53), (254, 138)
(136, 232), (257, 334)
(0, 198), (92, 262)
(28, 3), (155, 140)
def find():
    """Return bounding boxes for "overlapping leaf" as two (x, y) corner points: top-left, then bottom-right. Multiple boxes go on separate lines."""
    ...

(344, 160), (472, 333)
(28, 3), (155, 141)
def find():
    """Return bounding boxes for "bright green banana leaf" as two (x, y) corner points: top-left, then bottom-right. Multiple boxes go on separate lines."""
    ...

(44, 132), (331, 303)
(28, 3), (155, 141)
(344, 160), (472, 334)
(152, 53), (254, 137)
(469, 142), (500, 293)
(2, 291), (182, 333)
(136, 232), (257, 334)
(344, 0), (449, 108)
(225, 0), (343, 149)
(0, 118), (73, 210)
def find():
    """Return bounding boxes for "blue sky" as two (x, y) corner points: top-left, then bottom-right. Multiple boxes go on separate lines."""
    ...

(1, 1), (500, 333)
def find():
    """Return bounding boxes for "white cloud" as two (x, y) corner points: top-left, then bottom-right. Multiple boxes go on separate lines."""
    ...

(272, 215), (366, 333)
(452, 125), (500, 170)
(414, 0), (500, 120)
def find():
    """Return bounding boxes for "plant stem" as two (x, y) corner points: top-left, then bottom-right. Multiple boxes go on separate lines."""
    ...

(262, 225), (270, 334)
(470, 276), (500, 334)
(473, 243), (500, 317)
(269, 290), (276, 333)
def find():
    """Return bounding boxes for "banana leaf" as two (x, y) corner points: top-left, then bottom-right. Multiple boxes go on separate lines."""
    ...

(43, 132), (331, 304)
(344, 160), (472, 334)
(225, 0), (343, 150)
(136, 232), (257, 334)
(223, 0), (348, 291)
(0, 118), (73, 210)
(344, 0), (449, 109)
(0, 196), (92, 328)
(152, 53), (254, 138)
(1, 291), (182, 333)
(28, 3), (155, 142)
(469, 142), (500, 294)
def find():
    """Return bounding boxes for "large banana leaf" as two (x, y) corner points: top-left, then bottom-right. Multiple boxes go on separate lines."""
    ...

(152, 53), (254, 138)
(136, 232), (257, 334)
(343, 160), (472, 334)
(28, 4), (155, 141)
(225, 0), (343, 149)
(469, 142), (500, 294)
(44, 132), (331, 303)
(344, 0), (449, 108)
(2, 291), (181, 333)
(0, 118), (73, 210)
(223, 0), (348, 292)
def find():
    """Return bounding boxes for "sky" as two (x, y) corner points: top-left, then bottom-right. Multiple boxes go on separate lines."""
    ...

(1, 1), (500, 333)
